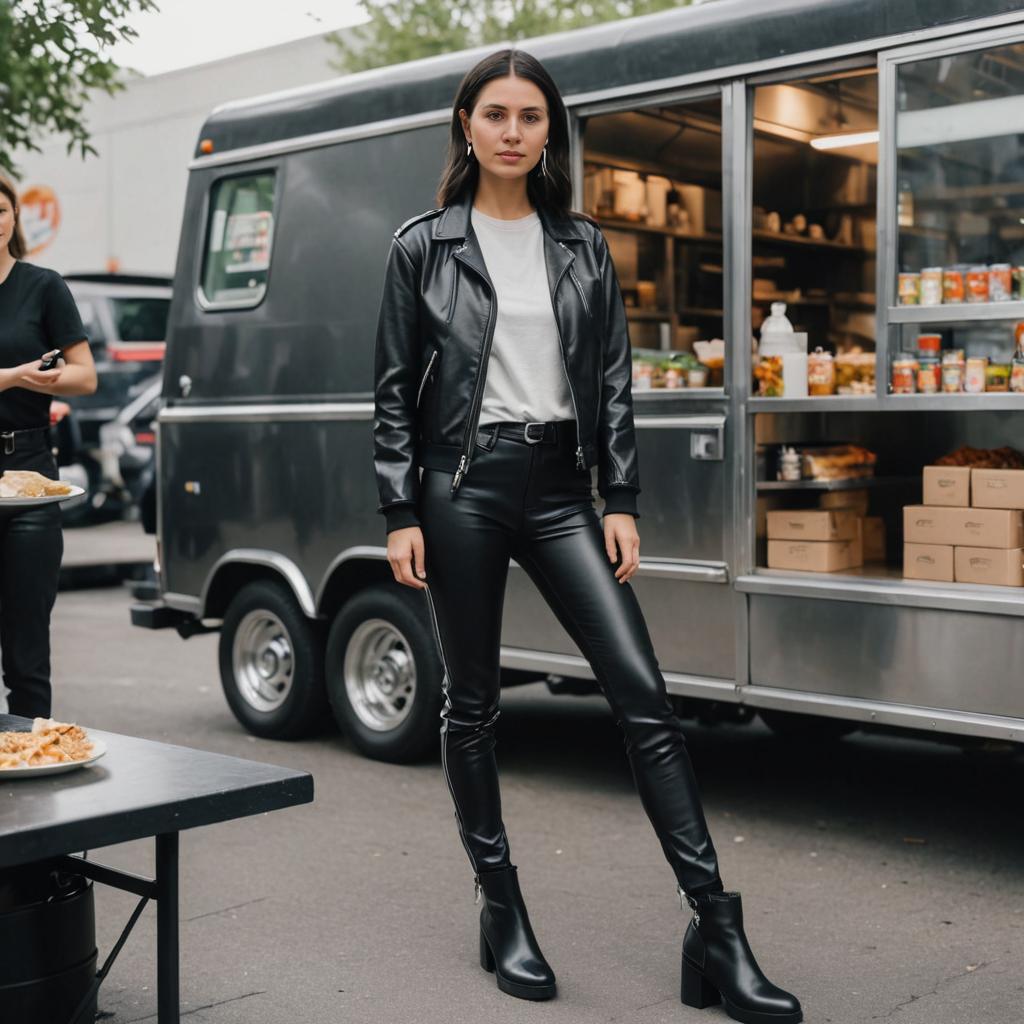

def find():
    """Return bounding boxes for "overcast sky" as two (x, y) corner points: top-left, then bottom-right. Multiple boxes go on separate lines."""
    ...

(108, 0), (368, 76)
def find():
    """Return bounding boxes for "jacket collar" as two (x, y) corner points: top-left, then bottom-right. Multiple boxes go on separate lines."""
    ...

(432, 188), (588, 242)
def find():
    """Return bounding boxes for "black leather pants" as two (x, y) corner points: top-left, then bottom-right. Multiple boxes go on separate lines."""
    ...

(420, 420), (723, 896)
(0, 441), (64, 719)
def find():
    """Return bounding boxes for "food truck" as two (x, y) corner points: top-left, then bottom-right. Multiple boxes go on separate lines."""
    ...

(133, 0), (1024, 760)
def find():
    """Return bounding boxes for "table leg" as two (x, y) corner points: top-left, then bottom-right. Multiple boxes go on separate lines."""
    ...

(156, 832), (180, 1023)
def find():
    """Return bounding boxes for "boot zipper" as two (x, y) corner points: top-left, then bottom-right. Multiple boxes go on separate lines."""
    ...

(474, 875), (482, 905)
(451, 242), (496, 495)
(678, 885), (700, 926)
(416, 349), (439, 408)
(556, 242), (586, 472)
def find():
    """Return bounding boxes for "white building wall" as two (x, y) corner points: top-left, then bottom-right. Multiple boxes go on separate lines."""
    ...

(12, 31), (351, 275)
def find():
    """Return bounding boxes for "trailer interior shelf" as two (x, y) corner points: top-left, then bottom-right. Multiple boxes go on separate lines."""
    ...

(756, 475), (919, 492)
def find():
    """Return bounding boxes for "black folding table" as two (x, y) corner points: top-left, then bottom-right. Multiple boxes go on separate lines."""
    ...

(0, 713), (314, 1023)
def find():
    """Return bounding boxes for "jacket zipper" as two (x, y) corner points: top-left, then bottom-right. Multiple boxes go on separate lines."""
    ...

(445, 257), (460, 324)
(416, 349), (438, 408)
(557, 242), (586, 471)
(451, 243), (496, 494)
(567, 262), (591, 319)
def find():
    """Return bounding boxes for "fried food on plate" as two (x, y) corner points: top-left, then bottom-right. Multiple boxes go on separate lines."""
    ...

(0, 718), (94, 768)
(0, 470), (72, 498)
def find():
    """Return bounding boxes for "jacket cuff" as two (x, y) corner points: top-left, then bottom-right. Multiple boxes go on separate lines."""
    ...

(383, 503), (421, 533)
(601, 488), (639, 518)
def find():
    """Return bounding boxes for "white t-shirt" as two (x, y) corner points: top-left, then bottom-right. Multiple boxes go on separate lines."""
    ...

(470, 206), (575, 426)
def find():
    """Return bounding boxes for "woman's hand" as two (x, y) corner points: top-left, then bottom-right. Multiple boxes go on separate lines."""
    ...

(387, 525), (428, 590)
(604, 513), (640, 583)
(0, 358), (63, 393)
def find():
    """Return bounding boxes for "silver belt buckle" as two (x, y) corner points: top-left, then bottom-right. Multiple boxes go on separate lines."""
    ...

(523, 421), (546, 444)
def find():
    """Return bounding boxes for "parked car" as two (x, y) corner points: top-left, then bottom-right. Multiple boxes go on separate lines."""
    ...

(97, 374), (161, 533)
(62, 274), (170, 520)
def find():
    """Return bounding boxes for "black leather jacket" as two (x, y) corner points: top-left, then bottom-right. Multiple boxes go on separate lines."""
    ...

(373, 189), (641, 533)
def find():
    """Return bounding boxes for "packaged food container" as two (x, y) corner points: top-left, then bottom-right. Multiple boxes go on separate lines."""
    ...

(1011, 359), (1024, 393)
(891, 355), (918, 394)
(965, 356), (989, 393)
(943, 267), (965, 304)
(807, 347), (835, 396)
(917, 356), (940, 393)
(898, 272), (920, 305)
(777, 446), (802, 482)
(755, 355), (784, 397)
(966, 266), (990, 303)
(941, 349), (965, 392)
(633, 359), (654, 389)
(986, 363), (1011, 392)
(920, 267), (943, 305)
(917, 333), (941, 355)
(687, 367), (708, 388)
(834, 351), (876, 395)
(663, 365), (684, 388)
(990, 264), (1012, 302)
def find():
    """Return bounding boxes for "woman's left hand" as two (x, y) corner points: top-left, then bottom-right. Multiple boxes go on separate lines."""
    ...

(603, 513), (640, 583)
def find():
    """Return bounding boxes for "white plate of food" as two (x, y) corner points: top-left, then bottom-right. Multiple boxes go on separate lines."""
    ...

(0, 470), (85, 507)
(0, 719), (106, 777)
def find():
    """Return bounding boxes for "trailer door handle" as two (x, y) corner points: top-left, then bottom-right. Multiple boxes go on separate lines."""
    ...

(690, 429), (723, 461)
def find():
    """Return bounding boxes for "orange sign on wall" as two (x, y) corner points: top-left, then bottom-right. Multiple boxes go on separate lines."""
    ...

(18, 185), (61, 255)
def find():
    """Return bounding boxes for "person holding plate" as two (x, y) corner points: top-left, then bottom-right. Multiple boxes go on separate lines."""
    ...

(0, 176), (97, 718)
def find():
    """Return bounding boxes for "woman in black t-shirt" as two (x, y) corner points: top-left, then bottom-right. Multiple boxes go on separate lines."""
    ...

(0, 177), (97, 718)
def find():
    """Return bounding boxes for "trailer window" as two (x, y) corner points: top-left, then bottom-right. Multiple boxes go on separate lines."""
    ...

(200, 172), (276, 309)
(581, 95), (725, 391)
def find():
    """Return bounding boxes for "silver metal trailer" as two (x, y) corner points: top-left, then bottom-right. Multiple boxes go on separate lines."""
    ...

(133, 0), (1024, 760)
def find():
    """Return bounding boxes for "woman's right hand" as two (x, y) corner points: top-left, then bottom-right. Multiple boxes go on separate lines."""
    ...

(0, 358), (63, 392)
(387, 525), (428, 589)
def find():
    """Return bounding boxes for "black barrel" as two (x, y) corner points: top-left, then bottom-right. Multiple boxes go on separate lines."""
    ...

(0, 860), (98, 1024)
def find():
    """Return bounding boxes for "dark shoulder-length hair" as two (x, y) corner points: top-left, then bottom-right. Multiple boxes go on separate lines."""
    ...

(0, 177), (26, 259)
(436, 48), (590, 224)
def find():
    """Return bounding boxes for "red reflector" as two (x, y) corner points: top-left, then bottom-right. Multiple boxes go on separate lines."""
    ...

(134, 432), (156, 445)
(109, 343), (166, 362)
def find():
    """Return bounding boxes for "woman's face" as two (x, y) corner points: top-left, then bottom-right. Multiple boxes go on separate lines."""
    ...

(0, 194), (15, 256)
(459, 73), (550, 182)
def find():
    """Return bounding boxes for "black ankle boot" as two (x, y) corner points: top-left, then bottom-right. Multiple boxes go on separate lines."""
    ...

(679, 888), (802, 1024)
(475, 865), (557, 1001)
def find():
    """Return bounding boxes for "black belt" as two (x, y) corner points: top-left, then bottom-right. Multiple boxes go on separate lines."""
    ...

(1, 426), (51, 455)
(476, 421), (563, 447)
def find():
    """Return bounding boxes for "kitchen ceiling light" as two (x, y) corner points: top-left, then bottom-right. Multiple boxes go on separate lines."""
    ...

(810, 130), (879, 150)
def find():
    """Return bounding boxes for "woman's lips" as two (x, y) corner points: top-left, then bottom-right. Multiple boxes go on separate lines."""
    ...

(498, 153), (524, 162)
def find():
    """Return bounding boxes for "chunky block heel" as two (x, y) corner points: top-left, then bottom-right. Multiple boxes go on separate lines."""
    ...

(479, 924), (495, 973)
(681, 955), (722, 1009)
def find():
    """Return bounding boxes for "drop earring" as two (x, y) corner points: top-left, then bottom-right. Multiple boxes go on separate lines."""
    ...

(540, 144), (548, 178)
(466, 140), (473, 158)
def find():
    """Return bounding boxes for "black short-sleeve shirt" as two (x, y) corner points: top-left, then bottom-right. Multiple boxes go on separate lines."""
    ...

(0, 260), (89, 431)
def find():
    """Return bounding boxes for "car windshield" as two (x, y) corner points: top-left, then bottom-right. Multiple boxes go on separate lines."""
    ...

(110, 298), (171, 342)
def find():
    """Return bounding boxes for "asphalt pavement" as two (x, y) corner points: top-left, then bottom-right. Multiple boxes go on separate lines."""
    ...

(27, 573), (1024, 1023)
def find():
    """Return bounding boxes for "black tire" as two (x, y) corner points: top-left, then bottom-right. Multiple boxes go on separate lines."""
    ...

(325, 583), (443, 763)
(759, 708), (858, 742)
(218, 579), (328, 739)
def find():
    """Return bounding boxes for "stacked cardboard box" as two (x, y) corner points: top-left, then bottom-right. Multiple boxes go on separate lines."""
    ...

(903, 466), (1024, 587)
(766, 508), (863, 572)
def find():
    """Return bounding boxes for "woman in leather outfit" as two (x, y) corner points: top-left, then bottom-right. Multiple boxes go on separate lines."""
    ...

(0, 176), (97, 719)
(372, 50), (802, 1024)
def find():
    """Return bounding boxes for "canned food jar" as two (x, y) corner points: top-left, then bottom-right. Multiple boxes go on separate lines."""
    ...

(1011, 360), (1024, 393)
(965, 356), (989, 394)
(943, 267), (965, 304)
(990, 264), (1012, 302)
(916, 357), (940, 393)
(966, 266), (990, 303)
(891, 356), (918, 394)
(920, 267), (943, 306)
(898, 272), (920, 305)
(986, 363), (1011, 392)
(807, 347), (835, 396)
(917, 333), (941, 355)
(941, 349), (965, 393)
